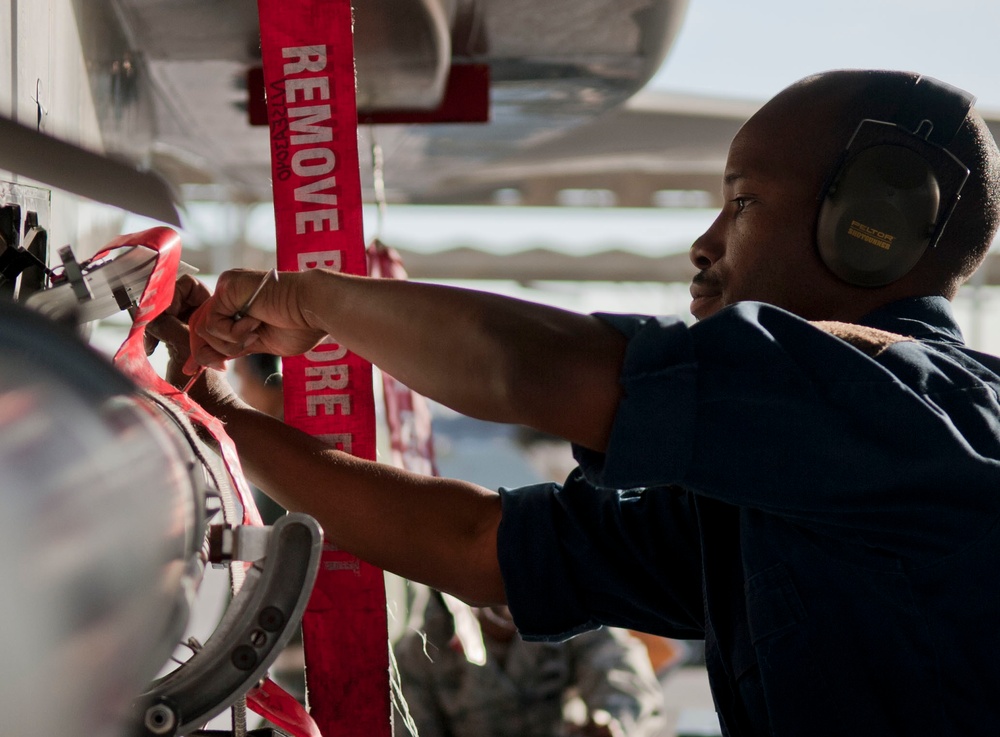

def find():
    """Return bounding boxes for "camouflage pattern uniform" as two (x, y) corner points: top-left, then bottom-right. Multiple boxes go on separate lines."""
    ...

(393, 591), (669, 737)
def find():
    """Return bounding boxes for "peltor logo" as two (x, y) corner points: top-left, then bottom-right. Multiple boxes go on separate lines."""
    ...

(847, 220), (896, 251)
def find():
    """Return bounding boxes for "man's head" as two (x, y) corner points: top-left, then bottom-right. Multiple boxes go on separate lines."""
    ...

(689, 69), (1000, 322)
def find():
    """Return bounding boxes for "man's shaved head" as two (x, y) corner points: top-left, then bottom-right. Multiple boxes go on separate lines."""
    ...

(770, 70), (1000, 293)
(689, 70), (1000, 322)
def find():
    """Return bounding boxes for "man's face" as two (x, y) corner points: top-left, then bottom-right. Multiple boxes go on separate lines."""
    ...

(688, 96), (847, 321)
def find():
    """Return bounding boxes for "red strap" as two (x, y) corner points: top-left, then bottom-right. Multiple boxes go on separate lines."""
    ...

(108, 228), (262, 527)
(256, 2), (389, 735)
(246, 679), (322, 737)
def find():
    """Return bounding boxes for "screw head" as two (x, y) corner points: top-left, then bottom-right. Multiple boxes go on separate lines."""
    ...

(231, 644), (258, 671)
(259, 606), (285, 632)
(144, 703), (176, 735)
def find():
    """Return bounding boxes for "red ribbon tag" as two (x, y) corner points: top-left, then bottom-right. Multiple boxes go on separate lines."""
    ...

(256, 1), (389, 735)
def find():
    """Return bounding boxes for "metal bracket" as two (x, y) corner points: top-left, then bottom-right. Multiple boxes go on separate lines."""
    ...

(58, 245), (92, 302)
(24, 243), (197, 324)
(130, 513), (323, 737)
(208, 524), (274, 567)
(0, 203), (50, 300)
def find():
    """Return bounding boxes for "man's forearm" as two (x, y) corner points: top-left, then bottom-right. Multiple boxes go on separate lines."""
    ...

(301, 270), (627, 451)
(213, 398), (506, 605)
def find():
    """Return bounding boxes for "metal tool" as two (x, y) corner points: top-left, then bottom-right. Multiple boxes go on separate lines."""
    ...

(182, 268), (278, 393)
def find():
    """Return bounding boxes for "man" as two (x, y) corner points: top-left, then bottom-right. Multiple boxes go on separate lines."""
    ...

(152, 70), (1000, 735)
(394, 591), (667, 737)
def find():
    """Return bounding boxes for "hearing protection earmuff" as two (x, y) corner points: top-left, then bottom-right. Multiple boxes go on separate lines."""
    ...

(816, 76), (975, 287)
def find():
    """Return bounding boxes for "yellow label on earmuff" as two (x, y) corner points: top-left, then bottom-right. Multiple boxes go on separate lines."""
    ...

(847, 220), (895, 251)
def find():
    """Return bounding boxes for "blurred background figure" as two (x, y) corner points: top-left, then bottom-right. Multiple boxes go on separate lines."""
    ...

(394, 589), (669, 737)
(232, 352), (284, 419)
(626, 631), (689, 684)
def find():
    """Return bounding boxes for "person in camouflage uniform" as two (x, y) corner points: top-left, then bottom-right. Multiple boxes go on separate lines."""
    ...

(394, 590), (668, 737)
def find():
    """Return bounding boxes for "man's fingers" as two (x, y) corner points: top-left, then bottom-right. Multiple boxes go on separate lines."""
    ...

(147, 313), (191, 352)
(188, 291), (263, 360)
(185, 306), (258, 374)
(182, 355), (203, 376)
(189, 336), (259, 369)
(170, 274), (212, 319)
(186, 272), (273, 372)
(203, 312), (261, 343)
(185, 304), (224, 371)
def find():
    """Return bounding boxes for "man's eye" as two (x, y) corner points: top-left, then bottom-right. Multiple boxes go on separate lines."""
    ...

(732, 197), (750, 214)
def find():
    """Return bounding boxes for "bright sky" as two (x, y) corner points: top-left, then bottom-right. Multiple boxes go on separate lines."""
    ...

(649, 0), (1000, 110)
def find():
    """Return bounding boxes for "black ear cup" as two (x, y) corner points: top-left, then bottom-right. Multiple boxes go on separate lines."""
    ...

(816, 144), (941, 287)
(815, 76), (973, 287)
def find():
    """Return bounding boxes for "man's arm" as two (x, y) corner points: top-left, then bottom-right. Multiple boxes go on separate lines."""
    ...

(151, 306), (506, 606)
(189, 269), (628, 451)
(210, 390), (504, 605)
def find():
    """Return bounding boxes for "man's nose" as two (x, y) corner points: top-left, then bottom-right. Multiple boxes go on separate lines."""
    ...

(689, 213), (725, 270)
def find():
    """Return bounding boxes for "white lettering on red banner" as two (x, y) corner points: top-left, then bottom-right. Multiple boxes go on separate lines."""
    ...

(257, 1), (386, 735)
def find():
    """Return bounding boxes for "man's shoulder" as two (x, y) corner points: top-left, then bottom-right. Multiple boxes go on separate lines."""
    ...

(809, 320), (912, 358)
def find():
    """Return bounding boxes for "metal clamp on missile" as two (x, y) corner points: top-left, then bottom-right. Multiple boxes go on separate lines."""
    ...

(207, 524), (275, 568)
(130, 512), (323, 737)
